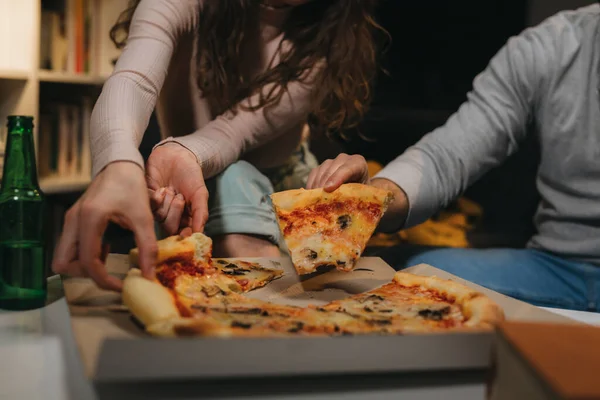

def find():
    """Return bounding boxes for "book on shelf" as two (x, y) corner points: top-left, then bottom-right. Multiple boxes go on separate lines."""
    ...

(38, 97), (93, 183)
(40, 0), (126, 77)
(41, 0), (98, 74)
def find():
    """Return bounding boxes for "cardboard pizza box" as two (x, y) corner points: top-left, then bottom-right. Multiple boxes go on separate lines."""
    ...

(62, 255), (576, 382)
(488, 321), (600, 400)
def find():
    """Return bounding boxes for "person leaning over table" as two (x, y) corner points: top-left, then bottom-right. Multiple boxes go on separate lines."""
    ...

(307, 4), (600, 312)
(51, 0), (388, 291)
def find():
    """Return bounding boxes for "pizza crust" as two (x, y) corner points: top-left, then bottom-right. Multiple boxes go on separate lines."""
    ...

(121, 269), (180, 328)
(145, 318), (235, 338)
(270, 183), (394, 213)
(393, 272), (505, 328)
(129, 233), (213, 267)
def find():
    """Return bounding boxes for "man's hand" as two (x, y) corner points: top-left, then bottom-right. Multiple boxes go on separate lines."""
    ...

(146, 143), (209, 235)
(306, 153), (370, 191)
(306, 153), (410, 233)
(52, 161), (158, 291)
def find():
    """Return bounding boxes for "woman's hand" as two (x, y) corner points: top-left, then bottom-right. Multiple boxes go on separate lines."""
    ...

(306, 153), (370, 191)
(52, 161), (158, 291)
(146, 143), (209, 235)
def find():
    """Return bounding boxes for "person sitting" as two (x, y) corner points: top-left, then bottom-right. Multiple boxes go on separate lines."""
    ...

(307, 4), (600, 312)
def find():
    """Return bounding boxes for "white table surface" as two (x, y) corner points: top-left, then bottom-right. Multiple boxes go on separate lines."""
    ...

(0, 276), (598, 400)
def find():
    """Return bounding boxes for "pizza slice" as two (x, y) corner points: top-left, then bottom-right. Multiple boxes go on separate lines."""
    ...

(270, 183), (394, 275)
(212, 259), (283, 292)
(318, 272), (505, 333)
(128, 234), (284, 295)
(123, 268), (375, 338)
(129, 232), (213, 268)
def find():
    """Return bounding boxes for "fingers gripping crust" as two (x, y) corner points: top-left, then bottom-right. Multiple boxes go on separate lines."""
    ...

(122, 269), (180, 327)
(270, 183), (394, 213)
(129, 232), (213, 267)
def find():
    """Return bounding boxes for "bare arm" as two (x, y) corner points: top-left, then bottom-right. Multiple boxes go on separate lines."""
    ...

(370, 178), (409, 233)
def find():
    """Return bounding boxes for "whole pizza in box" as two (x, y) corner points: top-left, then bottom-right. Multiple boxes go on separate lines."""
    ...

(123, 184), (504, 338)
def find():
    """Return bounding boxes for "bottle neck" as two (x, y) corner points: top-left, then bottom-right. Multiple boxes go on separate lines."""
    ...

(1, 117), (39, 190)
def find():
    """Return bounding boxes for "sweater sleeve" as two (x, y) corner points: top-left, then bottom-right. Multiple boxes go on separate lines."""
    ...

(375, 19), (559, 228)
(156, 64), (322, 179)
(90, 0), (199, 177)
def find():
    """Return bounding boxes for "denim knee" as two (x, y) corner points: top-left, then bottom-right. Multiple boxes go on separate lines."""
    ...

(204, 161), (280, 244)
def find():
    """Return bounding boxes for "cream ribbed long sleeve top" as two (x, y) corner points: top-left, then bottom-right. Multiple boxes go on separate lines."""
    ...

(90, 0), (316, 179)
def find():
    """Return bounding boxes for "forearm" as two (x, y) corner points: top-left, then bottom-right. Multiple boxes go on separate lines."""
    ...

(370, 178), (409, 233)
(90, 0), (198, 176)
(90, 73), (154, 176)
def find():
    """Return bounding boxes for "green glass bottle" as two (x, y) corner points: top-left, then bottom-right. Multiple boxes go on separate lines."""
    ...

(0, 116), (46, 310)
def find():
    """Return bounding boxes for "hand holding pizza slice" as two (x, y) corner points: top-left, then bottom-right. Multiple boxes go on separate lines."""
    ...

(270, 183), (394, 275)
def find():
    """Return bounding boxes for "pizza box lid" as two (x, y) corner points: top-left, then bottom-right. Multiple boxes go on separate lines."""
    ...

(62, 254), (576, 383)
(489, 321), (600, 400)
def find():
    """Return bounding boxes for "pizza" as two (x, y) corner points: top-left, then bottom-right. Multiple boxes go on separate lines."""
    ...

(125, 233), (284, 312)
(212, 259), (283, 292)
(129, 232), (213, 268)
(270, 183), (394, 275)
(122, 233), (505, 338)
(317, 273), (502, 333)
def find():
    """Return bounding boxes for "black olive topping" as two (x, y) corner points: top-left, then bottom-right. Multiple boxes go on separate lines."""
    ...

(368, 319), (392, 326)
(364, 306), (373, 312)
(222, 269), (249, 276)
(287, 322), (305, 333)
(360, 294), (385, 303)
(216, 260), (229, 265)
(418, 306), (451, 321)
(223, 263), (238, 268)
(231, 321), (252, 329)
(336, 260), (346, 266)
(337, 215), (352, 229)
(306, 249), (318, 259)
(228, 308), (262, 315)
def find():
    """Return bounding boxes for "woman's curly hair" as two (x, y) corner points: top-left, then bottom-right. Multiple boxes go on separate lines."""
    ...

(111, 0), (389, 139)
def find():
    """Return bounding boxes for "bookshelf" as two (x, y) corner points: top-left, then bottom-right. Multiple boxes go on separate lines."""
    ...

(0, 0), (127, 194)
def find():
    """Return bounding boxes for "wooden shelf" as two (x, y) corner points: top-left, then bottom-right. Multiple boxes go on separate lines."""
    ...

(0, 69), (30, 80)
(38, 70), (106, 85)
(40, 176), (90, 194)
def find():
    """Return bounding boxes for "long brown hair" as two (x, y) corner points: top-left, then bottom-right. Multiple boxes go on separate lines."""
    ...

(111, 0), (388, 139)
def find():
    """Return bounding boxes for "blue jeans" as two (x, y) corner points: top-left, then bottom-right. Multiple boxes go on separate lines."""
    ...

(404, 248), (600, 312)
(155, 143), (317, 245)
(154, 160), (281, 243)
(203, 160), (281, 244)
